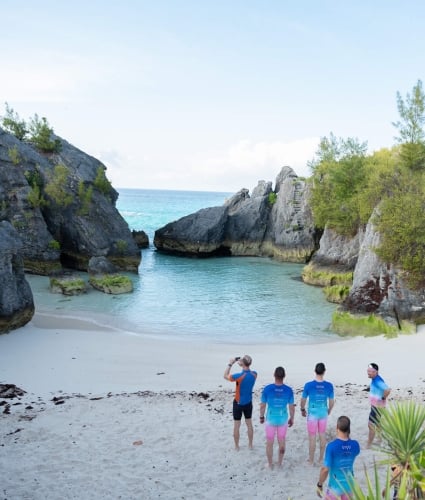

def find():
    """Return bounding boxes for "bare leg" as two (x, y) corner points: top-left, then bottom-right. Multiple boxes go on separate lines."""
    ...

(246, 418), (254, 449)
(318, 433), (326, 464)
(233, 420), (241, 450)
(277, 439), (286, 466)
(308, 434), (316, 464)
(266, 440), (274, 468)
(367, 422), (375, 448)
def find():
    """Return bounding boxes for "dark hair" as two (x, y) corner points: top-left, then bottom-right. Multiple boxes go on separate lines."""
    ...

(315, 362), (326, 375)
(274, 366), (285, 380)
(369, 363), (379, 371)
(337, 416), (351, 434)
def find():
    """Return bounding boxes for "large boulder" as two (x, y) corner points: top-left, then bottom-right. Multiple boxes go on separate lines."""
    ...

(154, 166), (317, 262)
(0, 221), (34, 333)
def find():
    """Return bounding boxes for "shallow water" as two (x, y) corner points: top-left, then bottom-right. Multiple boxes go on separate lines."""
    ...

(27, 189), (338, 345)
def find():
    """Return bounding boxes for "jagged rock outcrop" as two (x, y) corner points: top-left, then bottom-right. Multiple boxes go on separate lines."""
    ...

(154, 166), (317, 262)
(0, 127), (140, 274)
(132, 230), (149, 249)
(343, 212), (425, 324)
(0, 221), (34, 333)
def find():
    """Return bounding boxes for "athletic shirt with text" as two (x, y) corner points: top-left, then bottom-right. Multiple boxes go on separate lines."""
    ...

(302, 379), (334, 419)
(324, 438), (360, 495)
(261, 383), (294, 426)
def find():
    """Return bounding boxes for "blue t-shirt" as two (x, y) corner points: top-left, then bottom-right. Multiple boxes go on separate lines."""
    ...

(324, 438), (360, 495)
(261, 383), (294, 425)
(229, 369), (257, 405)
(302, 380), (334, 419)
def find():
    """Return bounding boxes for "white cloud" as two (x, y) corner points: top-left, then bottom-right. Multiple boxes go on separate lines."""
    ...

(195, 137), (319, 190)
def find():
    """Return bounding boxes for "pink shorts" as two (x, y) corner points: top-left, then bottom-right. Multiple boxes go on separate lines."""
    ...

(307, 417), (327, 435)
(265, 423), (288, 441)
(325, 490), (351, 500)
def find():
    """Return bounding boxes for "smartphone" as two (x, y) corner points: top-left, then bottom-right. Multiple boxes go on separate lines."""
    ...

(235, 357), (240, 361)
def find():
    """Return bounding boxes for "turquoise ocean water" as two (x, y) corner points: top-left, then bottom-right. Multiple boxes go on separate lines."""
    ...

(28, 188), (338, 345)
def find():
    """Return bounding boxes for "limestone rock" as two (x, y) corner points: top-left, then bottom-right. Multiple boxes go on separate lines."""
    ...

(154, 166), (317, 262)
(0, 127), (141, 274)
(0, 221), (34, 333)
(343, 212), (425, 324)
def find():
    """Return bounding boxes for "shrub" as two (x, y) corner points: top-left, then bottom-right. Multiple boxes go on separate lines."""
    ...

(77, 181), (93, 216)
(2, 102), (27, 140)
(44, 164), (73, 207)
(28, 114), (61, 153)
(94, 166), (112, 197)
(48, 239), (60, 250)
(268, 192), (277, 204)
(8, 146), (21, 165)
(115, 239), (128, 255)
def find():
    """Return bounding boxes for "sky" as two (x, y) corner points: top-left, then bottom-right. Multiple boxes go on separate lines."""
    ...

(1, 1), (424, 193)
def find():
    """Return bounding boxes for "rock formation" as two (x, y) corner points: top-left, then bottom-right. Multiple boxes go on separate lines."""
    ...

(154, 166), (317, 262)
(0, 221), (34, 333)
(0, 127), (141, 274)
(343, 211), (425, 325)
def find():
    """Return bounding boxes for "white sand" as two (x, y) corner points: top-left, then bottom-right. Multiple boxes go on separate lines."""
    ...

(0, 313), (424, 499)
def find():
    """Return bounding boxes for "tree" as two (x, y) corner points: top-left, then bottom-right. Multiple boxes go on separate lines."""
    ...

(28, 114), (61, 153)
(393, 80), (425, 170)
(2, 102), (27, 140)
(309, 134), (369, 235)
(308, 132), (368, 172)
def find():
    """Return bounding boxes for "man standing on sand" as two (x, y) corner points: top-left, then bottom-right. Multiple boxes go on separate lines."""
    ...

(367, 362), (391, 448)
(259, 366), (295, 469)
(224, 355), (257, 450)
(300, 362), (335, 465)
(317, 415), (360, 499)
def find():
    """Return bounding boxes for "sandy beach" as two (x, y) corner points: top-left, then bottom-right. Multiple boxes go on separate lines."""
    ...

(1, 313), (424, 499)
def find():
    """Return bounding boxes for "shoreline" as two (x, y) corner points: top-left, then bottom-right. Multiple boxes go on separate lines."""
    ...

(0, 311), (424, 397)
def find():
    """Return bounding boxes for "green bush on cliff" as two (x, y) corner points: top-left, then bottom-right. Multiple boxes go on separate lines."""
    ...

(8, 146), (21, 165)
(268, 192), (277, 204)
(94, 166), (113, 197)
(28, 114), (61, 153)
(2, 102), (27, 140)
(77, 181), (93, 216)
(44, 164), (73, 207)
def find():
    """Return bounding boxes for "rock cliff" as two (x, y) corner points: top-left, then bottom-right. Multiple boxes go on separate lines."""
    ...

(154, 166), (317, 262)
(0, 127), (140, 274)
(343, 211), (425, 325)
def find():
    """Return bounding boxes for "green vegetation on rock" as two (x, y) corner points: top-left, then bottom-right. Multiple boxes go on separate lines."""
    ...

(332, 311), (415, 338)
(323, 285), (350, 303)
(309, 80), (425, 286)
(302, 263), (353, 287)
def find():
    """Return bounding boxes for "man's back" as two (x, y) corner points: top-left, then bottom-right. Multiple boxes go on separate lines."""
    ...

(303, 379), (334, 418)
(324, 438), (360, 495)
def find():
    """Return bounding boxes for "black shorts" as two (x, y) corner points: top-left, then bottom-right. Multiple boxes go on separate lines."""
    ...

(233, 400), (253, 421)
(369, 406), (382, 425)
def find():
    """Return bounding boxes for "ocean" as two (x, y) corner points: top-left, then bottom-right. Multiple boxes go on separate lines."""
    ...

(27, 188), (338, 345)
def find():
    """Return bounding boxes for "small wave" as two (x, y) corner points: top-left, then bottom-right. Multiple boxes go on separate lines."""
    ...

(119, 210), (144, 217)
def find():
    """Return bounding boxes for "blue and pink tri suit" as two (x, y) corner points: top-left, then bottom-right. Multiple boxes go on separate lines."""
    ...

(369, 374), (389, 408)
(302, 379), (334, 434)
(261, 383), (294, 440)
